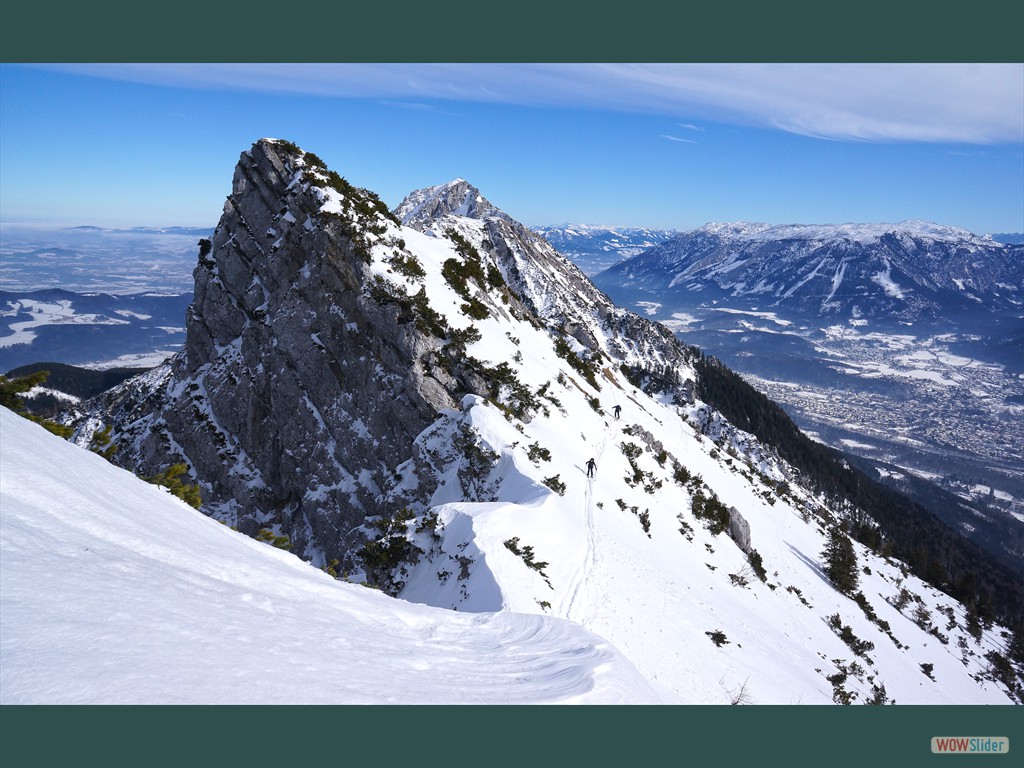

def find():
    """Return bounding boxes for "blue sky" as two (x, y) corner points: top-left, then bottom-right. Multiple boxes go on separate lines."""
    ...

(1, 63), (1022, 235)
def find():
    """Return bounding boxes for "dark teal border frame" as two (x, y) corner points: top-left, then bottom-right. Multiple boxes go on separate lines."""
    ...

(2, 2), (1021, 62)
(1, 704), (1020, 766)
(2, 3), (1019, 766)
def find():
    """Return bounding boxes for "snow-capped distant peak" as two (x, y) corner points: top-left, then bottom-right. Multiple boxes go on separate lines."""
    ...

(394, 178), (514, 228)
(692, 220), (983, 245)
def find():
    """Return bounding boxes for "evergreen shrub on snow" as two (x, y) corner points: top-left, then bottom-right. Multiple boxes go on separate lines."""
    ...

(145, 463), (202, 509)
(358, 507), (424, 594)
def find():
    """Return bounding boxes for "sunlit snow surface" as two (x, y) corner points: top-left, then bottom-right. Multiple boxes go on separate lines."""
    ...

(0, 407), (666, 705)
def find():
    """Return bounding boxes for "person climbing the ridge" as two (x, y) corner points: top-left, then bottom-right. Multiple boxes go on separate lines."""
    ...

(613, 404), (621, 420)
(586, 457), (596, 478)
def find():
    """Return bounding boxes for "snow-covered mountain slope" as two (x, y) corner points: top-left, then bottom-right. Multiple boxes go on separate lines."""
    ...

(531, 224), (677, 275)
(594, 221), (1024, 325)
(0, 406), (663, 704)
(60, 140), (1022, 704)
(382, 364), (1018, 705)
(389, 181), (1021, 705)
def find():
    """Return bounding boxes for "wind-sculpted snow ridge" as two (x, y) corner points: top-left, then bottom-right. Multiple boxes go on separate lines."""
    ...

(0, 407), (667, 705)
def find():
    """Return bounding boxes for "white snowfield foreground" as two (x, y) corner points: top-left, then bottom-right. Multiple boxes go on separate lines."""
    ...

(0, 407), (667, 705)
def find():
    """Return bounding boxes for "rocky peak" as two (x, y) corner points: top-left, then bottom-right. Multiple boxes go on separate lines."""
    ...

(395, 180), (699, 387)
(84, 139), (458, 563)
(79, 140), (696, 566)
(56, 140), (1023, 706)
(394, 178), (515, 229)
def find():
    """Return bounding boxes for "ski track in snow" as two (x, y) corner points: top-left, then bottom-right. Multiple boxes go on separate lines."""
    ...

(561, 426), (609, 622)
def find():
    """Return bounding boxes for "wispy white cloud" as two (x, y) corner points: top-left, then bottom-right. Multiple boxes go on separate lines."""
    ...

(377, 100), (445, 111)
(661, 134), (696, 143)
(32, 62), (1024, 144)
(677, 123), (704, 132)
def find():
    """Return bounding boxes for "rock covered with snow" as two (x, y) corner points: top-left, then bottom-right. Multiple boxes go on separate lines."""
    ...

(395, 178), (698, 382)
(74, 141), (699, 565)
(727, 506), (752, 554)
(393, 178), (516, 227)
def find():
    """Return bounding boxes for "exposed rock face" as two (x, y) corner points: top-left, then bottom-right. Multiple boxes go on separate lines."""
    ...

(86, 140), (452, 562)
(727, 506), (752, 554)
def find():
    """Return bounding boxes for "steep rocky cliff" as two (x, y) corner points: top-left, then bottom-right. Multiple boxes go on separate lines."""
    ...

(80, 140), (467, 560)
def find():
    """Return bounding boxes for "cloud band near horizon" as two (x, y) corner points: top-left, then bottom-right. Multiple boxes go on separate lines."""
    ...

(30, 63), (1024, 145)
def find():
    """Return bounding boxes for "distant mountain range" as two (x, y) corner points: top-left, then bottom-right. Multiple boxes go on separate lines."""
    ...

(593, 221), (1024, 328)
(532, 224), (677, 275)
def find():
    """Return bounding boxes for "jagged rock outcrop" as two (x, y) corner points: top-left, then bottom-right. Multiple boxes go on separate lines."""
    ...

(727, 506), (752, 554)
(80, 140), (464, 562)
(76, 147), (706, 565)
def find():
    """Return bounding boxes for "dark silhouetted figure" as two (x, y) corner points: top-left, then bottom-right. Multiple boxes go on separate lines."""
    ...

(586, 457), (596, 478)
(613, 405), (621, 419)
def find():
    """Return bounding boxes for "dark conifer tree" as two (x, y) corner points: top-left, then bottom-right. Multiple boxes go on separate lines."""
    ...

(1007, 622), (1024, 668)
(966, 604), (984, 641)
(89, 425), (118, 461)
(0, 371), (49, 411)
(822, 526), (859, 595)
(145, 463), (202, 509)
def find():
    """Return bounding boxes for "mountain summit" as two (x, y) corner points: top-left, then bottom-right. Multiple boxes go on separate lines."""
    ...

(60, 139), (1022, 704)
(393, 178), (516, 227)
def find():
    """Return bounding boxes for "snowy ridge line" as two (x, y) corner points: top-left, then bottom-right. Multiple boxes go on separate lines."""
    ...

(0, 407), (665, 705)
